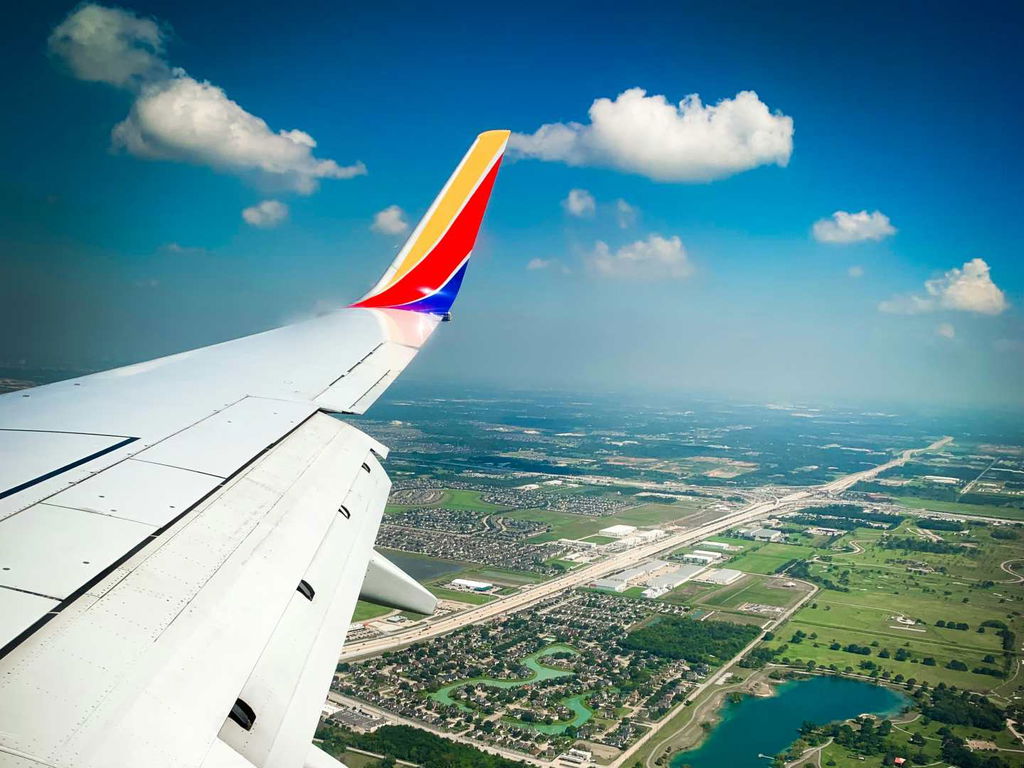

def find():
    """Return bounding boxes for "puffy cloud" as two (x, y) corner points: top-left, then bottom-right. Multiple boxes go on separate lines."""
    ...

(879, 258), (1008, 316)
(112, 77), (365, 193)
(563, 188), (595, 218)
(526, 258), (552, 270)
(242, 199), (288, 228)
(371, 205), (410, 235)
(51, 4), (364, 194)
(615, 199), (638, 229)
(936, 323), (956, 339)
(510, 88), (793, 182)
(586, 234), (692, 280)
(813, 210), (896, 244)
(48, 4), (167, 89)
(848, 265), (865, 278)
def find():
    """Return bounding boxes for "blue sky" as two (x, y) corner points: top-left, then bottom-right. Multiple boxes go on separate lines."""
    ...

(1, 0), (1021, 407)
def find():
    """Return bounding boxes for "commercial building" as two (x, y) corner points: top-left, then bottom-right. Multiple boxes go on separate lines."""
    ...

(738, 527), (784, 542)
(450, 578), (493, 592)
(697, 540), (737, 551)
(680, 552), (718, 566)
(599, 524), (637, 538)
(646, 564), (705, 591)
(591, 577), (628, 592)
(695, 568), (744, 585)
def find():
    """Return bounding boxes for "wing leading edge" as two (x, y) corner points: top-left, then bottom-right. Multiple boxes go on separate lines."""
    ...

(0, 131), (510, 768)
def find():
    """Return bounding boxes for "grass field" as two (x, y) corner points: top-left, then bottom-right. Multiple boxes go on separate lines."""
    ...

(387, 488), (506, 514)
(426, 585), (496, 604)
(457, 567), (541, 585)
(507, 500), (704, 542)
(818, 711), (1024, 768)
(761, 522), (1024, 693)
(895, 496), (1024, 521)
(582, 534), (616, 544)
(351, 600), (392, 622)
(727, 542), (816, 574)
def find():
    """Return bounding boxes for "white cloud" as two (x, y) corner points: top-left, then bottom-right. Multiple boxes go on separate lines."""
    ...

(936, 323), (956, 339)
(510, 88), (793, 182)
(812, 210), (896, 244)
(879, 258), (1008, 316)
(371, 205), (410, 235)
(48, 3), (167, 89)
(563, 188), (595, 218)
(615, 199), (638, 229)
(848, 265), (864, 278)
(112, 77), (365, 194)
(242, 199), (288, 228)
(527, 258), (552, 270)
(586, 234), (692, 280)
(51, 4), (364, 194)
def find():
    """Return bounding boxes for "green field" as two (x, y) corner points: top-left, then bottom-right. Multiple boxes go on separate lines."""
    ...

(456, 567), (541, 586)
(727, 542), (816, 574)
(700, 575), (804, 610)
(507, 500), (703, 542)
(426, 585), (496, 605)
(582, 534), (616, 544)
(896, 496), (1024, 521)
(351, 600), (392, 622)
(387, 488), (506, 514)
(817, 710), (1024, 768)
(761, 523), (1024, 692)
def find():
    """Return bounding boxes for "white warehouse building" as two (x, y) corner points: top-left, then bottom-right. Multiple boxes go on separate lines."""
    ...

(599, 524), (637, 538)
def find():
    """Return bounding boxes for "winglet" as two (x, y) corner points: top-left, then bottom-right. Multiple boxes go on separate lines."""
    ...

(350, 130), (510, 315)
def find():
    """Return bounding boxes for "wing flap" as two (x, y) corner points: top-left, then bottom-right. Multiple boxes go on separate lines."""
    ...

(218, 453), (388, 767)
(0, 415), (382, 768)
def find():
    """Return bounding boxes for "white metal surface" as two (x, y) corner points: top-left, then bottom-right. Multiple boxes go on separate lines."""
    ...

(0, 415), (383, 768)
(0, 430), (128, 502)
(46, 458), (223, 527)
(0, 503), (154, 599)
(0, 308), (436, 522)
(134, 397), (316, 478)
(219, 453), (389, 767)
(0, 590), (57, 650)
(315, 341), (419, 415)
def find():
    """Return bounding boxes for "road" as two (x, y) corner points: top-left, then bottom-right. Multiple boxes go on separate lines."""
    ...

(342, 435), (949, 661)
(341, 494), (807, 659)
(629, 578), (819, 768)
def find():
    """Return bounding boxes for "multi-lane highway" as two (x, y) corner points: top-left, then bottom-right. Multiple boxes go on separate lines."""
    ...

(340, 436), (950, 660)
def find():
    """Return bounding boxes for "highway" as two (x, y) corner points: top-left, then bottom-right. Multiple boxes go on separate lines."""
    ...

(341, 436), (947, 660)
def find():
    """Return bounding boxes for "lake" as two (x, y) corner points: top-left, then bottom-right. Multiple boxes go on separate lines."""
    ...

(671, 675), (908, 768)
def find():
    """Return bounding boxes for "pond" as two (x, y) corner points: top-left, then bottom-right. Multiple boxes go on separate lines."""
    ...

(377, 549), (464, 582)
(671, 675), (908, 768)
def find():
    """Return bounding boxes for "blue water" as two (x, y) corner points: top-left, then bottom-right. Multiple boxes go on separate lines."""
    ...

(670, 676), (907, 768)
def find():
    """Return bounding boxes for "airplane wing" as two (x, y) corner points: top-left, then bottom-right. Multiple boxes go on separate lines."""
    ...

(0, 130), (510, 768)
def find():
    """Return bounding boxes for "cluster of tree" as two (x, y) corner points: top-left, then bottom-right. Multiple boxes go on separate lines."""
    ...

(621, 615), (760, 665)
(829, 642), (871, 655)
(827, 716), (894, 756)
(935, 619), (970, 630)
(921, 685), (1005, 730)
(940, 733), (1009, 768)
(788, 561), (850, 592)
(791, 504), (904, 529)
(880, 536), (965, 555)
(739, 645), (779, 669)
(315, 723), (532, 768)
(982, 619), (1017, 652)
(991, 527), (1020, 540)
(917, 518), (965, 531)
